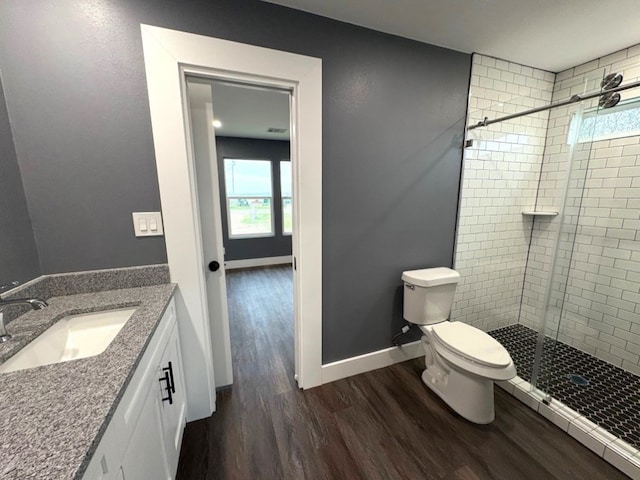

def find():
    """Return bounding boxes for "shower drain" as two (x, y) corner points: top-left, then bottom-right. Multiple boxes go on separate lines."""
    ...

(567, 374), (590, 386)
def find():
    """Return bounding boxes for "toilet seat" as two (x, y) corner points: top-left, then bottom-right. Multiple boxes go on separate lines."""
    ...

(418, 322), (516, 381)
(431, 322), (512, 368)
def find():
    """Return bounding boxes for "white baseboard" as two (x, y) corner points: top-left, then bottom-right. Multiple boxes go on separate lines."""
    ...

(224, 255), (292, 270)
(321, 340), (423, 384)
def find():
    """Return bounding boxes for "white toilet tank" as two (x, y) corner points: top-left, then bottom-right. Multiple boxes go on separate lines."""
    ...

(402, 267), (460, 325)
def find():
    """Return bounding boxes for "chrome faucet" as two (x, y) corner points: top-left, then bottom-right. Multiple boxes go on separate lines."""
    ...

(0, 282), (48, 343)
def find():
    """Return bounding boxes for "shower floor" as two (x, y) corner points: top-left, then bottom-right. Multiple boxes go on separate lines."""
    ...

(489, 324), (640, 450)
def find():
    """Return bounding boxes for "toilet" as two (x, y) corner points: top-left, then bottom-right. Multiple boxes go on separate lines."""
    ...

(402, 267), (516, 424)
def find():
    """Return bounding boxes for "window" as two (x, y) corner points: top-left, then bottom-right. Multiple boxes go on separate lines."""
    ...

(571, 98), (640, 143)
(224, 159), (273, 238)
(280, 161), (292, 235)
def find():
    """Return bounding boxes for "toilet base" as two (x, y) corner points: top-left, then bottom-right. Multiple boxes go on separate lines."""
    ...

(421, 367), (495, 424)
(420, 336), (496, 424)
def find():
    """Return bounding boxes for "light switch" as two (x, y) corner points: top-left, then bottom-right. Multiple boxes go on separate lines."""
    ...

(132, 212), (164, 237)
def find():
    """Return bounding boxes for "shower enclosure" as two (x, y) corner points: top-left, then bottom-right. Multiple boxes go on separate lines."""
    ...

(455, 49), (640, 466)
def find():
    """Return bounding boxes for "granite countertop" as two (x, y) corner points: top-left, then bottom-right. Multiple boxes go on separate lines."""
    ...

(0, 282), (177, 480)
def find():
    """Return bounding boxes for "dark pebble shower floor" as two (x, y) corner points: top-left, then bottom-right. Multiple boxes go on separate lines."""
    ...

(490, 324), (640, 449)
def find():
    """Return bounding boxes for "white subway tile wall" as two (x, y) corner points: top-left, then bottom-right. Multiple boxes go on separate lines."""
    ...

(455, 46), (640, 375)
(522, 45), (640, 375)
(451, 54), (555, 331)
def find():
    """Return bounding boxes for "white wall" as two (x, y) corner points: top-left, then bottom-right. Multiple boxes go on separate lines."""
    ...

(451, 54), (555, 331)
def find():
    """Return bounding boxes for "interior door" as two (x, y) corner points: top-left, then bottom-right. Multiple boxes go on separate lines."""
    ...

(186, 78), (233, 388)
(289, 93), (301, 386)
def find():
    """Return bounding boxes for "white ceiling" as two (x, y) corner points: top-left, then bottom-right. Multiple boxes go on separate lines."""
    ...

(264, 0), (640, 72)
(188, 80), (290, 141)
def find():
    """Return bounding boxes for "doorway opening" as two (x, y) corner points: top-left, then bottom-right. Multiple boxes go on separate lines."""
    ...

(186, 77), (296, 391)
(141, 25), (322, 419)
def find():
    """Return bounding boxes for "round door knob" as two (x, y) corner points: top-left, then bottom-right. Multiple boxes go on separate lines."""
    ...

(208, 261), (220, 272)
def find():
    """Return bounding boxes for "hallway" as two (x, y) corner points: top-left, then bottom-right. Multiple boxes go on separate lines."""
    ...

(176, 265), (627, 480)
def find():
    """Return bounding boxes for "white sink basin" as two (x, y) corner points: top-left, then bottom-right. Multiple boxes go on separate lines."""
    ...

(0, 307), (137, 373)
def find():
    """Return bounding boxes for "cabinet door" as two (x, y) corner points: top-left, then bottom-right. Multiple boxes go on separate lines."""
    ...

(120, 384), (171, 480)
(82, 411), (119, 479)
(158, 323), (187, 477)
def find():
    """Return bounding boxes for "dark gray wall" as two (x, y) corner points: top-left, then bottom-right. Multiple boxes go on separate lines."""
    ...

(215, 137), (291, 262)
(0, 72), (41, 286)
(0, 0), (471, 363)
(0, 2), (167, 274)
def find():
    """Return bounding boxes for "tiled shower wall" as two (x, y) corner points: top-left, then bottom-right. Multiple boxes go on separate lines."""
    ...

(450, 55), (555, 331)
(522, 44), (640, 375)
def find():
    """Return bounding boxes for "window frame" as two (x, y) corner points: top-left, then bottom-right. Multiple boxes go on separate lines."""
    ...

(280, 160), (292, 236)
(223, 158), (275, 239)
(571, 96), (640, 144)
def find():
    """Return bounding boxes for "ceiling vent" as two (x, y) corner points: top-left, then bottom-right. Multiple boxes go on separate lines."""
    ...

(267, 127), (287, 133)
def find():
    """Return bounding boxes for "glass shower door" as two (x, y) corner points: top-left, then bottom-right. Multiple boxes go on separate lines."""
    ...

(530, 70), (605, 398)
(532, 62), (640, 449)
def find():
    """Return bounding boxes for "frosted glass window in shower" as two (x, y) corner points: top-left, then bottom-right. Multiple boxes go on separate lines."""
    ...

(573, 98), (640, 143)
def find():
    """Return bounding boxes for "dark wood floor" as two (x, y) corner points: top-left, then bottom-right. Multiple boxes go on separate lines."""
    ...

(176, 265), (629, 480)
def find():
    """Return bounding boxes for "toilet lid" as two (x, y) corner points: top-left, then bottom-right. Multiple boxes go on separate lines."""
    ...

(431, 322), (512, 368)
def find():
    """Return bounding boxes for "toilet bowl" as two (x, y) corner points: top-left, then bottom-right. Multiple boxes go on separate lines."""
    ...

(402, 267), (516, 424)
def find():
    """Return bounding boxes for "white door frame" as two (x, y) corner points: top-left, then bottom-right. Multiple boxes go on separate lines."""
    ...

(141, 25), (323, 420)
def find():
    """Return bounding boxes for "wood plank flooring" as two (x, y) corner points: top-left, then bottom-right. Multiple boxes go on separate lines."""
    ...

(176, 265), (629, 480)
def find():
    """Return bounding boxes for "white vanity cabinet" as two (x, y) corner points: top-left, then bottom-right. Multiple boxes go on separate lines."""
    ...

(83, 297), (187, 480)
(119, 386), (170, 480)
(158, 326), (187, 472)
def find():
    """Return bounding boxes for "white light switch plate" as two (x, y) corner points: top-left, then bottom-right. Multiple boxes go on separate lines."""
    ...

(132, 212), (164, 237)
